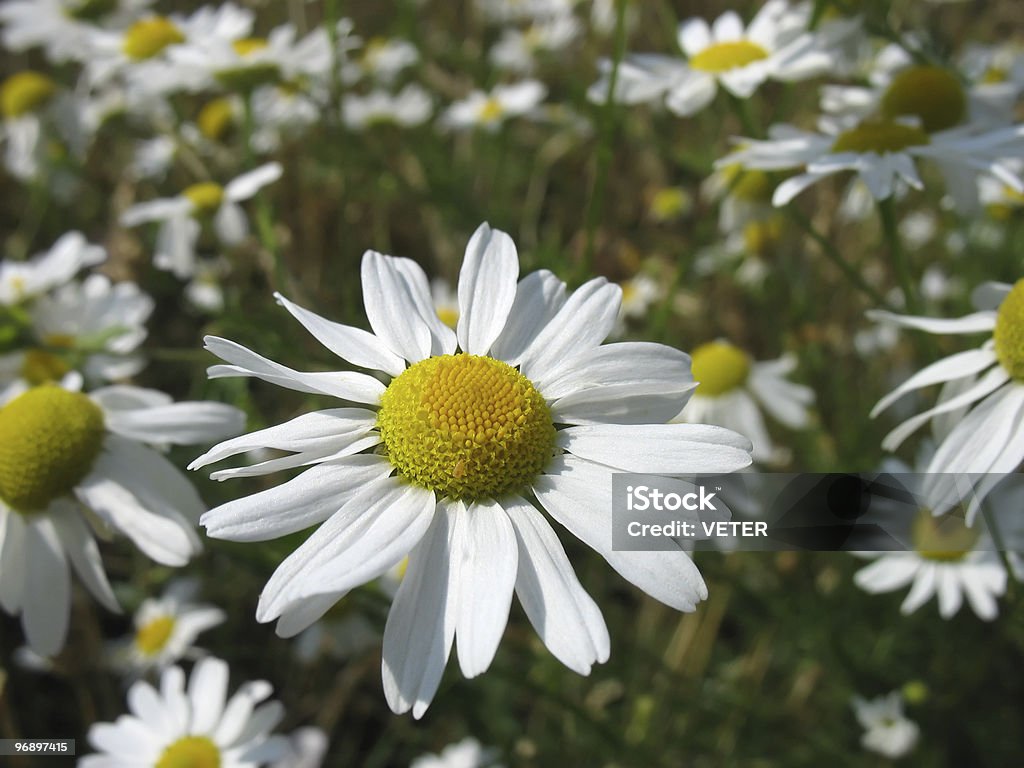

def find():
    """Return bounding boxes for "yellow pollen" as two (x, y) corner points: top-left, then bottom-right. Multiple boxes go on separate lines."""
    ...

(377, 354), (555, 500)
(232, 37), (269, 57)
(122, 17), (185, 61)
(478, 98), (504, 122)
(197, 98), (236, 141)
(135, 615), (176, 656)
(155, 736), (221, 768)
(183, 182), (224, 212)
(911, 508), (978, 562)
(691, 341), (751, 396)
(689, 40), (769, 73)
(20, 349), (71, 386)
(1, 72), (57, 119)
(832, 120), (930, 154)
(994, 279), (1024, 380)
(0, 386), (105, 513)
(880, 66), (966, 134)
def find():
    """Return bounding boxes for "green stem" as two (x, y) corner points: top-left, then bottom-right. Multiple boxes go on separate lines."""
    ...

(878, 198), (919, 314)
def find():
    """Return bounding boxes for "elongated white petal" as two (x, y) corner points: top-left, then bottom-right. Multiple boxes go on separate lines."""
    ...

(534, 456), (707, 611)
(871, 348), (997, 417)
(23, 519), (70, 656)
(274, 292), (406, 376)
(188, 657), (229, 735)
(361, 251), (434, 363)
(854, 556), (919, 593)
(224, 162), (282, 201)
(489, 270), (567, 366)
(557, 423), (752, 474)
(389, 257), (458, 356)
(274, 590), (349, 639)
(0, 509), (26, 613)
(214, 202), (248, 245)
(503, 495), (609, 674)
(456, 223), (519, 355)
(202, 455), (393, 541)
(867, 309), (997, 335)
(382, 503), (458, 718)
(542, 342), (694, 400)
(900, 566), (937, 614)
(104, 402), (245, 445)
(49, 501), (120, 613)
(453, 499), (517, 678)
(88, 385), (173, 412)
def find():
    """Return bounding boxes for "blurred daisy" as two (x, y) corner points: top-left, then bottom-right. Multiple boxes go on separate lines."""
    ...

(677, 341), (813, 464)
(411, 737), (501, 768)
(121, 162), (282, 279)
(870, 280), (1024, 517)
(343, 37), (419, 86)
(271, 727), (329, 768)
(589, 1), (856, 114)
(0, 0), (153, 63)
(111, 578), (226, 674)
(0, 383), (243, 655)
(646, 186), (693, 223)
(342, 85), (433, 131)
(185, 256), (230, 314)
(192, 222), (752, 717)
(723, 117), (1024, 205)
(851, 691), (919, 759)
(0, 231), (104, 306)
(476, 0), (575, 24)
(81, 657), (289, 767)
(440, 81), (546, 132)
(1, 70), (64, 180)
(701, 163), (776, 235)
(489, 16), (580, 74)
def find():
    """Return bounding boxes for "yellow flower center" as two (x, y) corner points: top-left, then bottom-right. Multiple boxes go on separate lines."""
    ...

(20, 350), (71, 386)
(831, 120), (930, 155)
(0, 386), (104, 513)
(691, 341), (751, 396)
(1, 72), (57, 119)
(155, 736), (221, 768)
(183, 182), (224, 212)
(215, 41), (279, 90)
(478, 98), (505, 122)
(911, 508), (978, 562)
(232, 37), (268, 57)
(649, 187), (691, 221)
(994, 279), (1024, 380)
(981, 66), (1007, 85)
(377, 354), (555, 500)
(135, 615), (176, 656)
(436, 307), (459, 329)
(122, 17), (185, 61)
(689, 40), (769, 73)
(729, 168), (773, 203)
(197, 98), (236, 141)
(742, 217), (783, 254)
(880, 65), (966, 134)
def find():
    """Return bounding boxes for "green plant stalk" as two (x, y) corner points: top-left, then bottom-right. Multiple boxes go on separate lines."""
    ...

(878, 197), (920, 314)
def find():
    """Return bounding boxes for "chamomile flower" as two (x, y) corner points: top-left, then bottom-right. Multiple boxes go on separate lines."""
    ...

(489, 16), (581, 74)
(343, 37), (419, 86)
(121, 162), (283, 279)
(342, 85), (433, 131)
(722, 116), (1024, 205)
(475, 0), (576, 25)
(870, 280), (1024, 518)
(0, 383), (244, 655)
(701, 162), (776, 235)
(192, 223), (752, 717)
(589, 1), (855, 115)
(851, 691), (919, 759)
(411, 737), (501, 768)
(0, 231), (105, 305)
(112, 579), (226, 674)
(440, 81), (547, 132)
(0, 70), (66, 181)
(81, 657), (289, 767)
(676, 341), (813, 465)
(271, 727), (329, 768)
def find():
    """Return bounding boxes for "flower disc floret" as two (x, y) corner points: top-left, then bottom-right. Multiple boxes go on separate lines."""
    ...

(377, 354), (555, 500)
(197, 98), (236, 141)
(880, 66), (966, 134)
(135, 616), (175, 656)
(689, 40), (769, 73)
(0, 386), (104, 513)
(122, 17), (185, 61)
(183, 182), (225, 212)
(155, 736), (220, 768)
(832, 120), (930, 155)
(994, 279), (1024, 380)
(691, 341), (751, 396)
(911, 508), (978, 562)
(1, 72), (57, 119)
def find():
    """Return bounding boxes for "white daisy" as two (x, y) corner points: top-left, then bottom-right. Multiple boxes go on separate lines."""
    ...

(81, 656), (289, 767)
(192, 222), (752, 717)
(851, 691), (919, 759)
(440, 81), (547, 132)
(870, 279), (1024, 518)
(112, 578), (226, 674)
(341, 85), (433, 131)
(589, 1), (857, 115)
(411, 737), (501, 768)
(342, 37), (419, 86)
(475, 0), (576, 25)
(271, 727), (329, 768)
(722, 116), (1024, 205)
(120, 162), (282, 279)
(676, 341), (813, 464)
(489, 16), (581, 74)
(0, 383), (244, 655)
(1, 70), (63, 181)
(0, 231), (105, 305)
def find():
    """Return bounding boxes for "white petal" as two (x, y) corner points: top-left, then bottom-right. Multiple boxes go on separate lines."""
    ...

(104, 402), (245, 445)
(22, 519), (70, 656)
(853, 556), (919, 593)
(456, 223), (519, 355)
(213, 202), (248, 245)
(900, 566), (937, 615)
(89, 385), (173, 411)
(382, 503), (458, 719)
(677, 18), (711, 56)
(188, 657), (229, 735)
(866, 309), (997, 335)
(224, 162), (282, 200)
(542, 341), (694, 401)
(453, 499), (517, 678)
(960, 566), (1003, 620)
(503, 495), (609, 674)
(273, 590), (349, 639)
(489, 270), (567, 366)
(936, 567), (963, 618)
(0, 509), (26, 613)
(712, 10), (744, 41)
(664, 71), (718, 117)
(48, 502), (120, 613)
(971, 282), (1012, 312)
(214, 681), (276, 747)
(274, 292), (405, 376)
(557, 423), (752, 474)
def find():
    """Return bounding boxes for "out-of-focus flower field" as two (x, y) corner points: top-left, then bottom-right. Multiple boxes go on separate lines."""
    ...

(1, 0), (1023, 765)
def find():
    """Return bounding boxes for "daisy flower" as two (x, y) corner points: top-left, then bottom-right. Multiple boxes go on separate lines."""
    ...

(589, 1), (857, 115)
(82, 656), (289, 767)
(192, 223), (752, 717)
(870, 279), (1024, 517)
(722, 116), (1024, 206)
(342, 37), (419, 86)
(0, 231), (105, 305)
(341, 85), (433, 131)
(112, 578), (226, 674)
(0, 383), (244, 655)
(489, 16), (581, 74)
(851, 691), (919, 759)
(271, 727), (329, 768)
(1, 70), (64, 181)
(411, 737), (500, 768)
(120, 162), (282, 279)
(440, 81), (547, 132)
(676, 341), (813, 464)
(475, 0), (575, 25)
